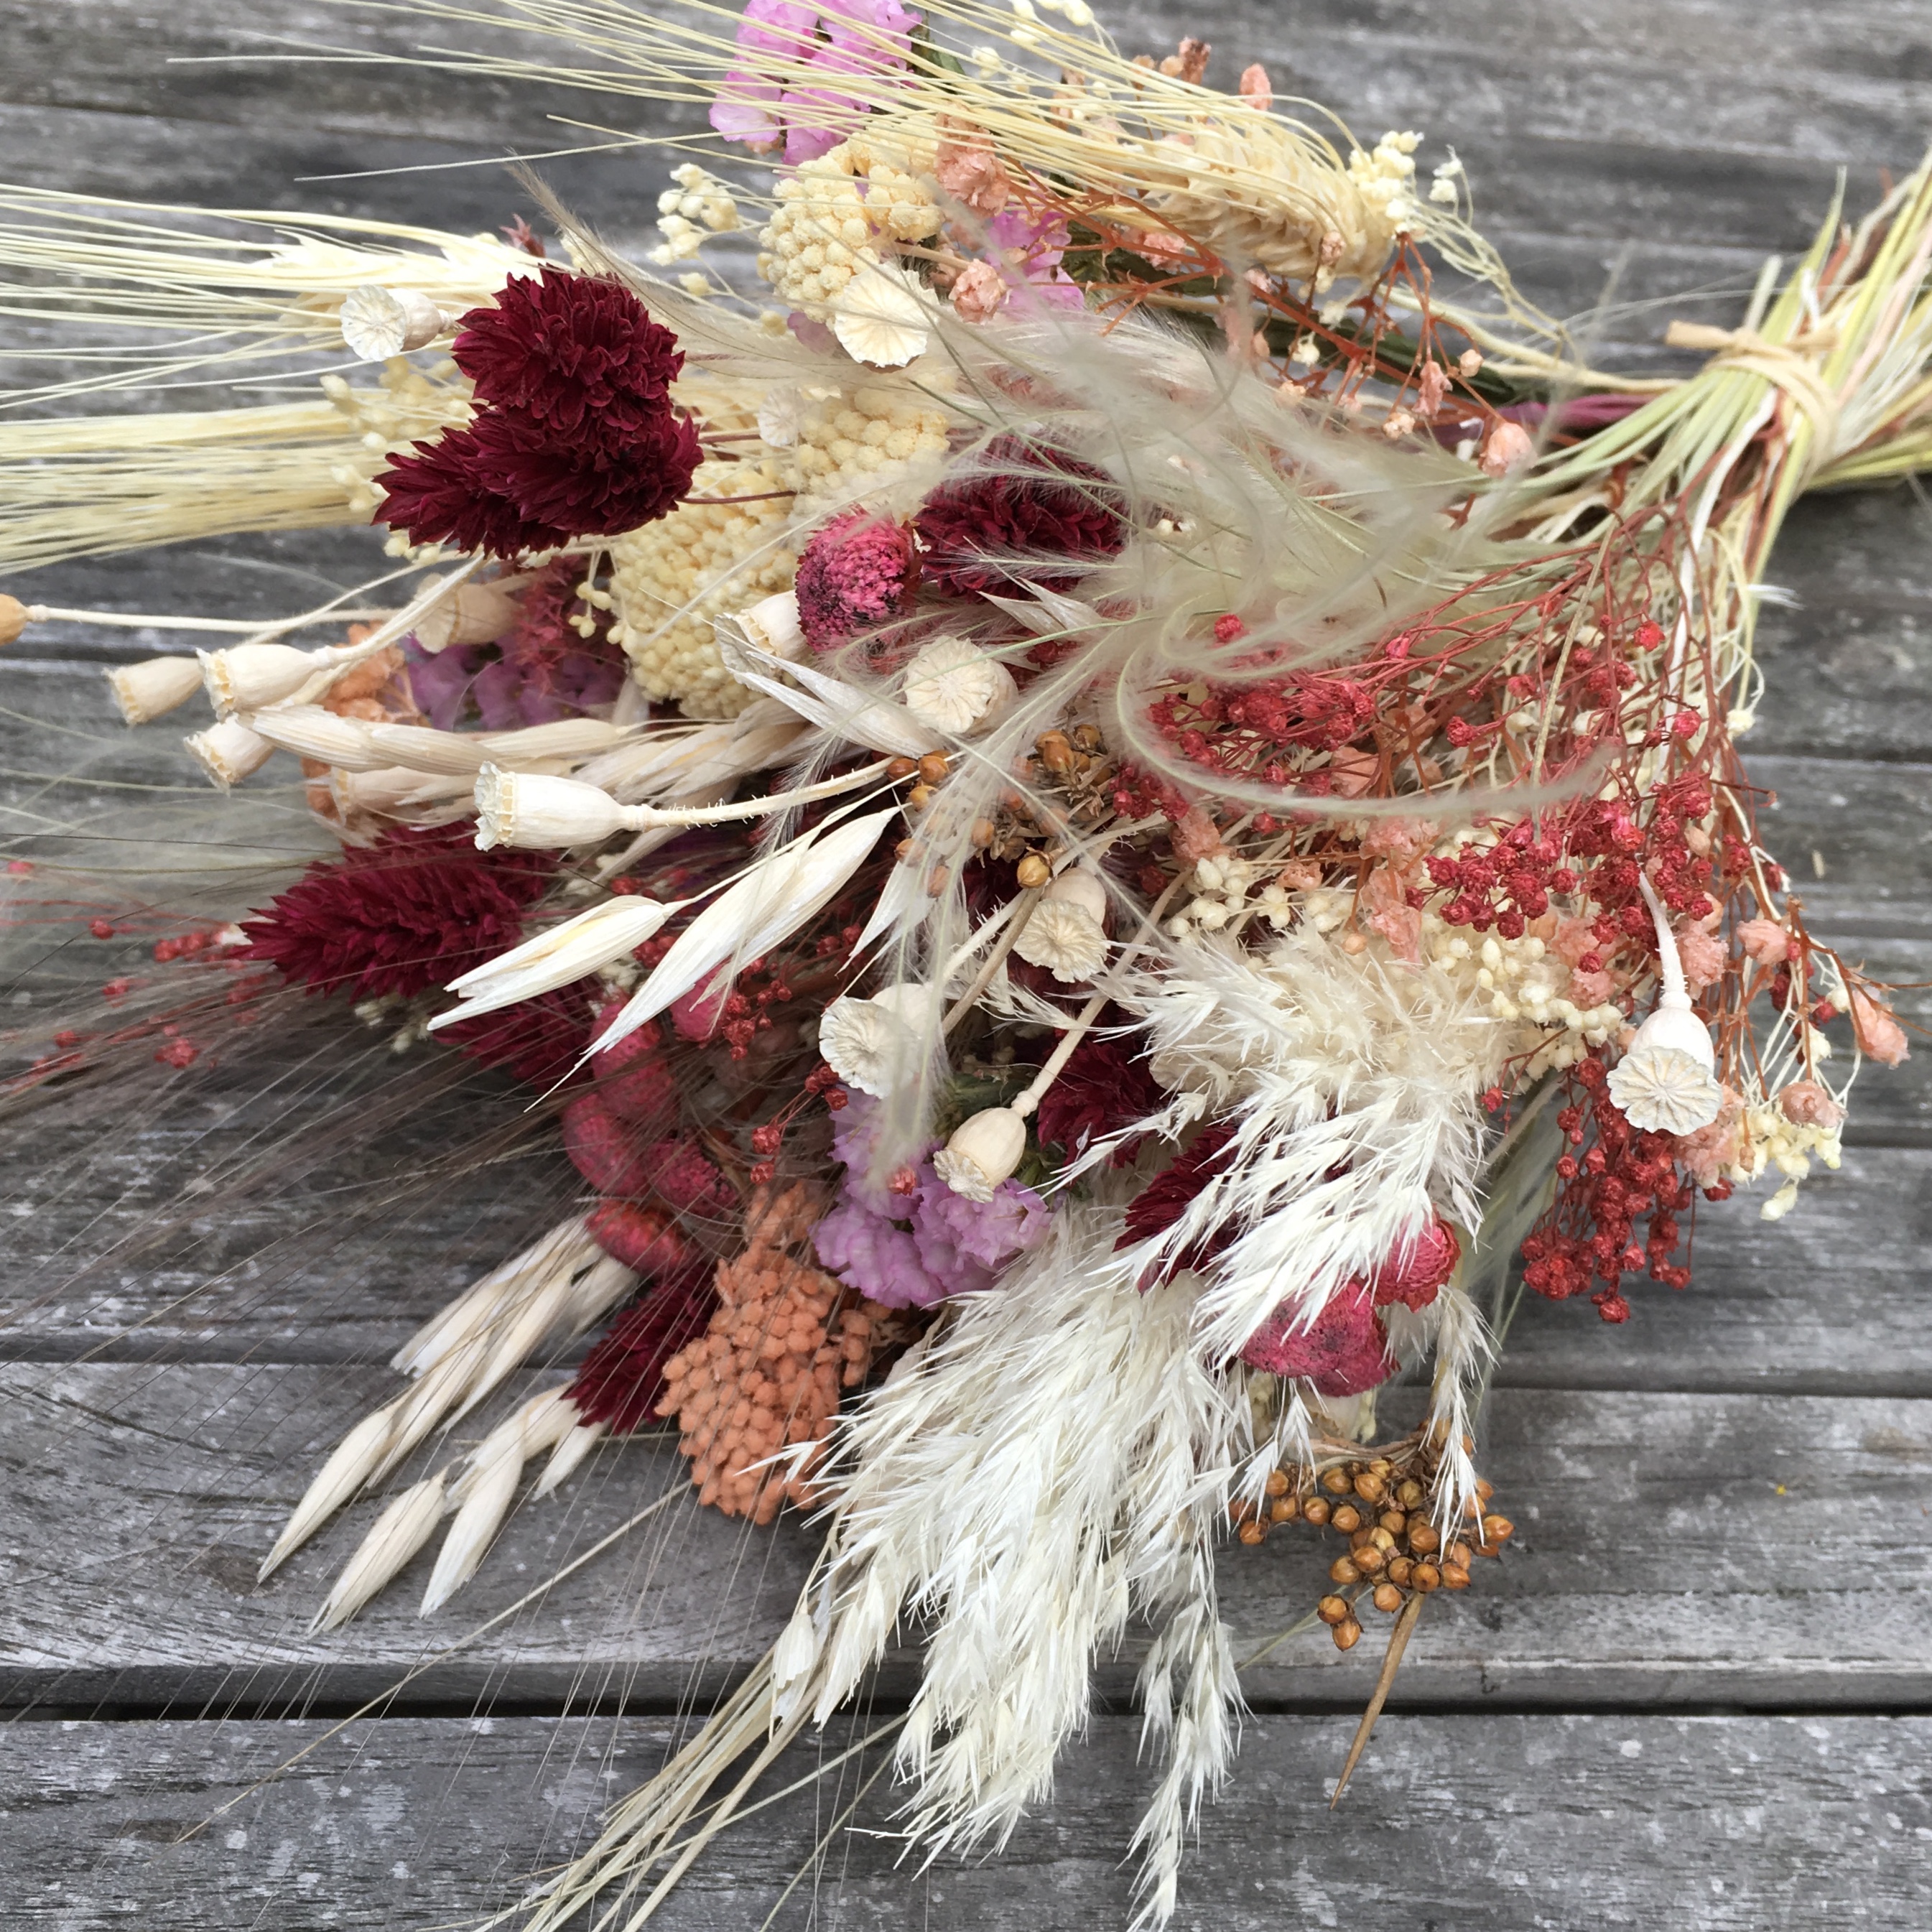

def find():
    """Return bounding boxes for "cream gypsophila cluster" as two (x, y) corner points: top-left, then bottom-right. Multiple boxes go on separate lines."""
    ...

(608, 455), (797, 718)
(651, 162), (743, 265)
(757, 140), (944, 319)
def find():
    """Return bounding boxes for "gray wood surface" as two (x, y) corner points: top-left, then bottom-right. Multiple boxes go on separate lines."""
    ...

(4, 1), (1932, 1927)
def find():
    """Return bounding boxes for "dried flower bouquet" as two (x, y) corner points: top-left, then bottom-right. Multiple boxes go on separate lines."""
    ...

(1, 1), (1926, 1923)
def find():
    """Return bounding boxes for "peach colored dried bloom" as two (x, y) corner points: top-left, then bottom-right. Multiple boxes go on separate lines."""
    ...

(935, 135), (1011, 217)
(1369, 904), (1422, 964)
(1849, 987), (1910, 1067)
(655, 1182), (901, 1523)
(1778, 1080), (1843, 1128)
(1171, 804), (1225, 863)
(1675, 922), (1727, 990)
(1736, 918), (1790, 965)
(951, 259), (1009, 322)
(1569, 968), (1614, 1006)
(1417, 360), (1449, 415)
(1360, 816), (1438, 862)
(1673, 1087), (1743, 1187)
(1238, 62), (1272, 108)
(1480, 419), (1536, 476)
(1276, 859), (1322, 891)
(1159, 37), (1212, 84)
(1552, 916), (1598, 967)
(1327, 746), (1379, 796)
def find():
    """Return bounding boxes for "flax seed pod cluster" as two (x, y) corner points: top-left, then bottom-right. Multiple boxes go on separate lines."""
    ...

(1231, 1433), (1515, 1650)
(655, 1182), (904, 1523)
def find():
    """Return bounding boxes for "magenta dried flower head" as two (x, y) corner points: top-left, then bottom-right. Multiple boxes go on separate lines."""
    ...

(452, 268), (684, 436)
(794, 510), (921, 649)
(1239, 1281), (1397, 1398)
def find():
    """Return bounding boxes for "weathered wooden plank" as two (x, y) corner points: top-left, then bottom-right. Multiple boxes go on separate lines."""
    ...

(4, 1367), (1929, 1711)
(4, 1709), (1928, 1929)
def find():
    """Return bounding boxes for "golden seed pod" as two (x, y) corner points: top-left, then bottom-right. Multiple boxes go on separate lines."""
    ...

(1408, 1523), (1441, 1555)
(1329, 1503), (1362, 1535)
(1372, 1583), (1404, 1615)
(970, 818), (997, 848)
(1411, 1562), (1441, 1592)
(1015, 852), (1051, 888)
(1035, 729), (1076, 773)
(1353, 1471), (1386, 1503)
(1441, 1564), (1471, 1591)
(916, 751), (950, 786)
(886, 756), (918, 780)
(1265, 1469), (1290, 1498)
(1322, 1469), (1353, 1496)
(1380, 1510), (1407, 1534)
(1352, 1543), (1385, 1575)
(1316, 1594), (1352, 1626)
(1476, 1479), (1495, 1501)
(1387, 1556), (1413, 1587)
(1329, 1556), (1360, 1585)
(1332, 1617), (1363, 1652)
(1301, 1498), (1331, 1527)
(1237, 1520), (1265, 1546)
(1448, 1541), (1474, 1569)
(907, 784), (934, 809)
(1482, 1514), (1515, 1545)
(1269, 1497), (1298, 1524)
(1397, 1479), (1425, 1508)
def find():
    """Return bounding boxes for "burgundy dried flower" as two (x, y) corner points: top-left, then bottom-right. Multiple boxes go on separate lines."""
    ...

(1035, 1032), (1164, 1166)
(915, 435), (1125, 597)
(1118, 1120), (1239, 1278)
(440, 984), (593, 1090)
(453, 267), (685, 435)
(567, 1268), (719, 1434)
(375, 424), (573, 559)
(465, 407), (703, 539)
(793, 511), (920, 649)
(239, 825), (552, 1001)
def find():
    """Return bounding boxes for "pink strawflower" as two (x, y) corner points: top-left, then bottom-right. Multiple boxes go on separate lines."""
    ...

(950, 259), (1008, 322)
(1674, 921), (1727, 990)
(794, 510), (920, 649)
(1778, 1079), (1843, 1128)
(1849, 987), (1910, 1067)
(1240, 1281), (1397, 1397)
(1736, 918), (1790, 965)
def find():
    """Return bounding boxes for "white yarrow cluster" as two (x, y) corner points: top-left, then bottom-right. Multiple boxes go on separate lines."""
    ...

(757, 141), (943, 320)
(651, 162), (743, 264)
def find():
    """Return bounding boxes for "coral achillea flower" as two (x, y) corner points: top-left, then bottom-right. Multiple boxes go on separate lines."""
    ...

(1240, 1281), (1398, 1397)
(914, 435), (1125, 596)
(567, 1263), (719, 1434)
(240, 825), (552, 1000)
(452, 268), (684, 435)
(656, 1183), (902, 1522)
(792, 509), (920, 649)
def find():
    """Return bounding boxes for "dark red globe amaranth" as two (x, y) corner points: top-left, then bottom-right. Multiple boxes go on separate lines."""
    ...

(374, 268), (702, 559)
(452, 266), (684, 436)
(914, 435), (1126, 596)
(238, 824), (554, 1001)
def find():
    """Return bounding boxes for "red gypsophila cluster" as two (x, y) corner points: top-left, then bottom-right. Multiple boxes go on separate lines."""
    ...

(1520, 1054), (1702, 1321)
(376, 266), (702, 557)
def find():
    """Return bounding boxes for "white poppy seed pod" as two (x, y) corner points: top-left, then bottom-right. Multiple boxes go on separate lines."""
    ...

(473, 765), (628, 850)
(901, 636), (1019, 735)
(933, 1104), (1027, 1202)
(817, 981), (935, 1096)
(107, 654), (204, 725)
(185, 716), (275, 791)
(340, 284), (451, 361)
(740, 589), (807, 660)
(830, 263), (932, 368)
(1605, 875), (1723, 1133)
(409, 575), (525, 654)
(199, 641), (325, 716)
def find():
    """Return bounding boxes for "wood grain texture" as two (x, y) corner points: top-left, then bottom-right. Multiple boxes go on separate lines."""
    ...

(4, 1711), (1928, 1931)
(4, 1366), (1928, 1712)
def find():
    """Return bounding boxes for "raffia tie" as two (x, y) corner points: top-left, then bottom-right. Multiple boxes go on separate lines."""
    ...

(1664, 320), (1844, 469)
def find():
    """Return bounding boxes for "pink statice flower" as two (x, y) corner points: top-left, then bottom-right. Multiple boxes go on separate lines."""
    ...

(711, 0), (921, 164)
(813, 1194), (951, 1306)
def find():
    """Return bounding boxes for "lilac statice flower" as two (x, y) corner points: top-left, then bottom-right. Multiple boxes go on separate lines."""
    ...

(814, 1090), (1052, 1306)
(813, 1194), (957, 1308)
(711, 0), (921, 164)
